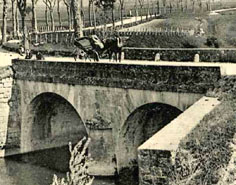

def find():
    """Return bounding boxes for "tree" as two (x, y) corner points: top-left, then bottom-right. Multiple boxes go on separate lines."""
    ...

(206, 0), (211, 11)
(169, 0), (172, 13)
(147, 0), (150, 16)
(71, 0), (83, 38)
(2, 0), (8, 43)
(11, 0), (17, 37)
(17, 0), (27, 47)
(88, 0), (97, 29)
(31, 0), (38, 32)
(162, 0), (166, 14)
(92, 0), (97, 29)
(16, 5), (20, 36)
(180, 0), (183, 12)
(191, 0), (195, 12)
(138, 0), (144, 21)
(118, 0), (125, 27)
(51, 137), (94, 185)
(185, 0), (188, 11)
(156, 0), (160, 14)
(43, 0), (56, 31)
(134, 0), (138, 21)
(57, 0), (62, 27)
(63, 0), (72, 30)
(198, 0), (202, 11)
(44, 0), (49, 27)
(88, 0), (94, 26)
(95, 0), (116, 27)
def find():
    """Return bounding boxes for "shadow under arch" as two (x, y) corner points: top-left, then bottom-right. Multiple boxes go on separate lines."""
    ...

(117, 102), (183, 171)
(21, 92), (88, 154)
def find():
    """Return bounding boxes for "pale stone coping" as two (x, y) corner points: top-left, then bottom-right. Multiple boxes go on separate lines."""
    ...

(138, 96), (221, 151)
(124, 47), (236, 51)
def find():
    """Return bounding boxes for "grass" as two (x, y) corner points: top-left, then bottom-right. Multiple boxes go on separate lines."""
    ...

(169, 76), (236, 185)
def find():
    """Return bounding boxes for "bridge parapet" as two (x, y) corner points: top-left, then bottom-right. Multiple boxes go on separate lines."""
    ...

(12, 59), (221, 94)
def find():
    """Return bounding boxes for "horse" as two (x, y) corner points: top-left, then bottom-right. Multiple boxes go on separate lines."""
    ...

(102, 36), (126, 62)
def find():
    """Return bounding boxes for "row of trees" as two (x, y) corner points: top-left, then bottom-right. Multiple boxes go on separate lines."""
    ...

(1, 0), (217, 44)
(1, 0), (85, 45)
(156, 0), (215, 14)
(1, 0), (125, 44)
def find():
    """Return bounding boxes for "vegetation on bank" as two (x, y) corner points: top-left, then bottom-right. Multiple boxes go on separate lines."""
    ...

(169, 76), (236, 185)
(51, 137), (94, 185)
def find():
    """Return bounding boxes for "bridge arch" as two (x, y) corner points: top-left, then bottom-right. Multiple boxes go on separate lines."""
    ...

(20, 92), (88, 153)
(117, 102), (182, 170)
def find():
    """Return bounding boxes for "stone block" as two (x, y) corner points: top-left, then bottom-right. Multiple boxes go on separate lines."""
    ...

(3, 83), (12, 88)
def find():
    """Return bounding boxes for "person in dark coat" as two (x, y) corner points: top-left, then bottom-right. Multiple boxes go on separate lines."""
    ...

(18, 45), (25, 56)
(25, 49), (33, 59)
(36, 52), (45, 60)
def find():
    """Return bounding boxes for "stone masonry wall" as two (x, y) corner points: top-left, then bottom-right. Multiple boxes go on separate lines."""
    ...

(0, 66), (14, 153)
(124, 47), (236, 62)
(12, 59), (221, 94)
(138, 149), (174, 185)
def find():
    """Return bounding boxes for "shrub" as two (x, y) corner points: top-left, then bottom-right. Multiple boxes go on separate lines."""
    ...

(169, 84), (236, 185)
(206, 36), (220, 48)
(51, 137), (94, 185)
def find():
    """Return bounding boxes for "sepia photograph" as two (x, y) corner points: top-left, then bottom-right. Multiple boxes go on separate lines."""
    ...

(0, 0), (236, 184)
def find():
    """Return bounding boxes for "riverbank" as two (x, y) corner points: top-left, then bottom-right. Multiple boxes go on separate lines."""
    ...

(169, 76), (236, 184)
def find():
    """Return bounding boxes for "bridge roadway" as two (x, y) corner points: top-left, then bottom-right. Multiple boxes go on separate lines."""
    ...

(1, 48), (236, 76)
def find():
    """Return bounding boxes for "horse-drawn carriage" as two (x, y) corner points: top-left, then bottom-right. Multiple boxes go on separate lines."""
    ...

(73, 34), (125, 62)
(73, 35), (104, 62)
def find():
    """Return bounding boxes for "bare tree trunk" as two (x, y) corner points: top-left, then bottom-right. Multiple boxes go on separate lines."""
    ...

(71, 0), (83, 38)
(185, 0), (188, 11)
(112, 6), (115, 28)
(207, 0), (211, 11)
(140, 6), (143, 21)
(49, 9), (55, 31)
(12, 0), (17, 37)
(70, 6), (74, 29)
(16, 7), (19, 36)
(163, 0), (166, 14)
(180, 0), (183, 12)
(157, 0), (160, 14)
(192, 0), (195, 12)
(81, 0), (85, 27)
(88, 1), (92, 26)
(2, 0), (8, 43)
(32, 0), (38, 32)
(66, 6), (71, 30)
(18, 8), (27, 49)
(92, 2), (96, 29)
(120, 6), (124, 27)
(45, 0), (49, 27)
(199, 0), (202, 12)
(169, 1), (172, 13)
(57, 0), (62, 27)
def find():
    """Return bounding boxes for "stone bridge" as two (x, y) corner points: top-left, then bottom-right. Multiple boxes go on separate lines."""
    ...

(1, 59), (221, 176)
